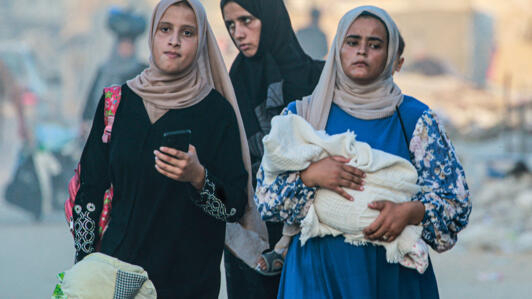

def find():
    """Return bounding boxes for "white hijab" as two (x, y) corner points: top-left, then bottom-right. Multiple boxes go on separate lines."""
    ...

(297, 6), (404, 129)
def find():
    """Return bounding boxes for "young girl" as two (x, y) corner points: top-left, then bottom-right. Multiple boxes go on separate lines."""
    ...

(255, 6), (471, 298)
(71, 0), (266, 297)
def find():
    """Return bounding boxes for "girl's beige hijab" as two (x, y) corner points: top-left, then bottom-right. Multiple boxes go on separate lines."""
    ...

(128, 0), (269, 268)
(296, 6), (404, 129)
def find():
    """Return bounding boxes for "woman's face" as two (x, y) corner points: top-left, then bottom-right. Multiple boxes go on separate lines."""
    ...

(152, 3), (198, 75)
(340, 16), (388, 85)
(223, 1), (262, 58)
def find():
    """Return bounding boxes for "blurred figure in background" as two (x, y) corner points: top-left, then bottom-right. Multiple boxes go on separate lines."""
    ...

(0, 55), (43, 221)
(296, 7), (328, 60)
(81, 7), (147, 129)
(0, 60), (28, 144)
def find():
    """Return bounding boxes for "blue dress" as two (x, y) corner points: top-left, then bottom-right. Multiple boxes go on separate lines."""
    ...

(255, 96), (471, 299)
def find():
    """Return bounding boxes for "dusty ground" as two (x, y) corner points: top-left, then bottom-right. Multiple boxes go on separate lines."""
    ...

(430, 246), (532, 299)
(0, 208), (230, 299)
(0, 208), (531, 299)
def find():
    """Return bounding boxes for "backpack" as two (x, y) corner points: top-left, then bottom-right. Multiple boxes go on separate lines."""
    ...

(65, 85), (121, 242)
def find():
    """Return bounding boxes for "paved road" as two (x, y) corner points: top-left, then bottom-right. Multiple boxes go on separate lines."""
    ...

(0, 206), (228, 299)
(1, 204), (531, 298)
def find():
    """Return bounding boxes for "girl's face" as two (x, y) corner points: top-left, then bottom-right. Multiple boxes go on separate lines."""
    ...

(152, 3), (199, 75)
(223, 1), (262, 58)
(340, 16), (388, 85)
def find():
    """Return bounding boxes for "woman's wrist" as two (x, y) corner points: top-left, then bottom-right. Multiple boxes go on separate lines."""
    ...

(300, 167), (315, 187)
(404, 201), (425, 225)
(191, 165), (206, 190)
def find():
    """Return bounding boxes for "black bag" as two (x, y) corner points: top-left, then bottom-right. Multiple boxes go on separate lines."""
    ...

(4, 152), (42, 220)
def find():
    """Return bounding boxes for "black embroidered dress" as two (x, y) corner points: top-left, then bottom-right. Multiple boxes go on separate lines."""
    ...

(72, 84), (248, 298)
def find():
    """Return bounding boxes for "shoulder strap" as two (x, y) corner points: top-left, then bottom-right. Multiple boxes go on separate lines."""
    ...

(102, 85), (122, 143)
(396, 104), (414, 161)
(396, 104), (409, 146)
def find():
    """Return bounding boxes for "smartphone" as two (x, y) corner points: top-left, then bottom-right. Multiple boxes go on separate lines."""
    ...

(162, 129), (191, 152)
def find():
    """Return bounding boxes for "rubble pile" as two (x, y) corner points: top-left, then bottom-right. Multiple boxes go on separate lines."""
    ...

(459, 171), (532, 253)
(395, 73), (504, 138)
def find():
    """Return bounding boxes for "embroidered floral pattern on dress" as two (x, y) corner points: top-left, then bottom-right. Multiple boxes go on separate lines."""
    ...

(87, 203), (96, 212)
(255, 167), (316, 225)
(194, 169), (236, 221)
(74, 210), (96, 259)
(409, 110), (471, 252)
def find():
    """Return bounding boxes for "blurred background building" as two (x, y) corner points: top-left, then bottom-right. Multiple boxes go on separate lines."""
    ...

(0, 0), (531, 298)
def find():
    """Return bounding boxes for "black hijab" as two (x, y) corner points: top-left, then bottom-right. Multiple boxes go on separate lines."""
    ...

(221, 0), (324, 140)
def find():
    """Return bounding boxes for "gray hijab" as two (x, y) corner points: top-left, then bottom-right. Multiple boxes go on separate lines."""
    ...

(297, 6), (403, 129)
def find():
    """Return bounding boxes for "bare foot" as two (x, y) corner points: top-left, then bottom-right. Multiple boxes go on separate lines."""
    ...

(255, 251), (285, 272)
(256, 255), (268, 271)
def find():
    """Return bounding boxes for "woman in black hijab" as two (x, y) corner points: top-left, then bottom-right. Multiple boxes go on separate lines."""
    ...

(221, 0), (325, 297)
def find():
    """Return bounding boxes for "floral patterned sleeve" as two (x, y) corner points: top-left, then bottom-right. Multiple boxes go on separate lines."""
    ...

(410, 110), (471, 252)
(254, 167), (316, 225)
(254, 105), (317, 225)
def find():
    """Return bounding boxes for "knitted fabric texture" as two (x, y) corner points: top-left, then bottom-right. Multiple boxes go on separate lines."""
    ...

(261, 114), (429, 273)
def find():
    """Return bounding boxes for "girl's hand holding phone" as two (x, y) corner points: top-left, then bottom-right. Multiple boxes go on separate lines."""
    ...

(154, 145), (206, 190)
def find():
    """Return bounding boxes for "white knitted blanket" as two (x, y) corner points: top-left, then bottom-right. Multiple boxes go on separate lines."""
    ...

(262, 114), (429, 273)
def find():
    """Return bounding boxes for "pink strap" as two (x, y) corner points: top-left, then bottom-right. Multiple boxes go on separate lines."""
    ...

(102, 85), (122, 143)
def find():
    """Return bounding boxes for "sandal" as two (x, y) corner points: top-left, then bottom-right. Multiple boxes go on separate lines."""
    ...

(255, 250), (284, 276)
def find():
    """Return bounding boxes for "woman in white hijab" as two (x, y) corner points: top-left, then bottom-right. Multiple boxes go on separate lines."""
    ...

(255, 6), (470, 298)
(71, 0), (267, 297)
